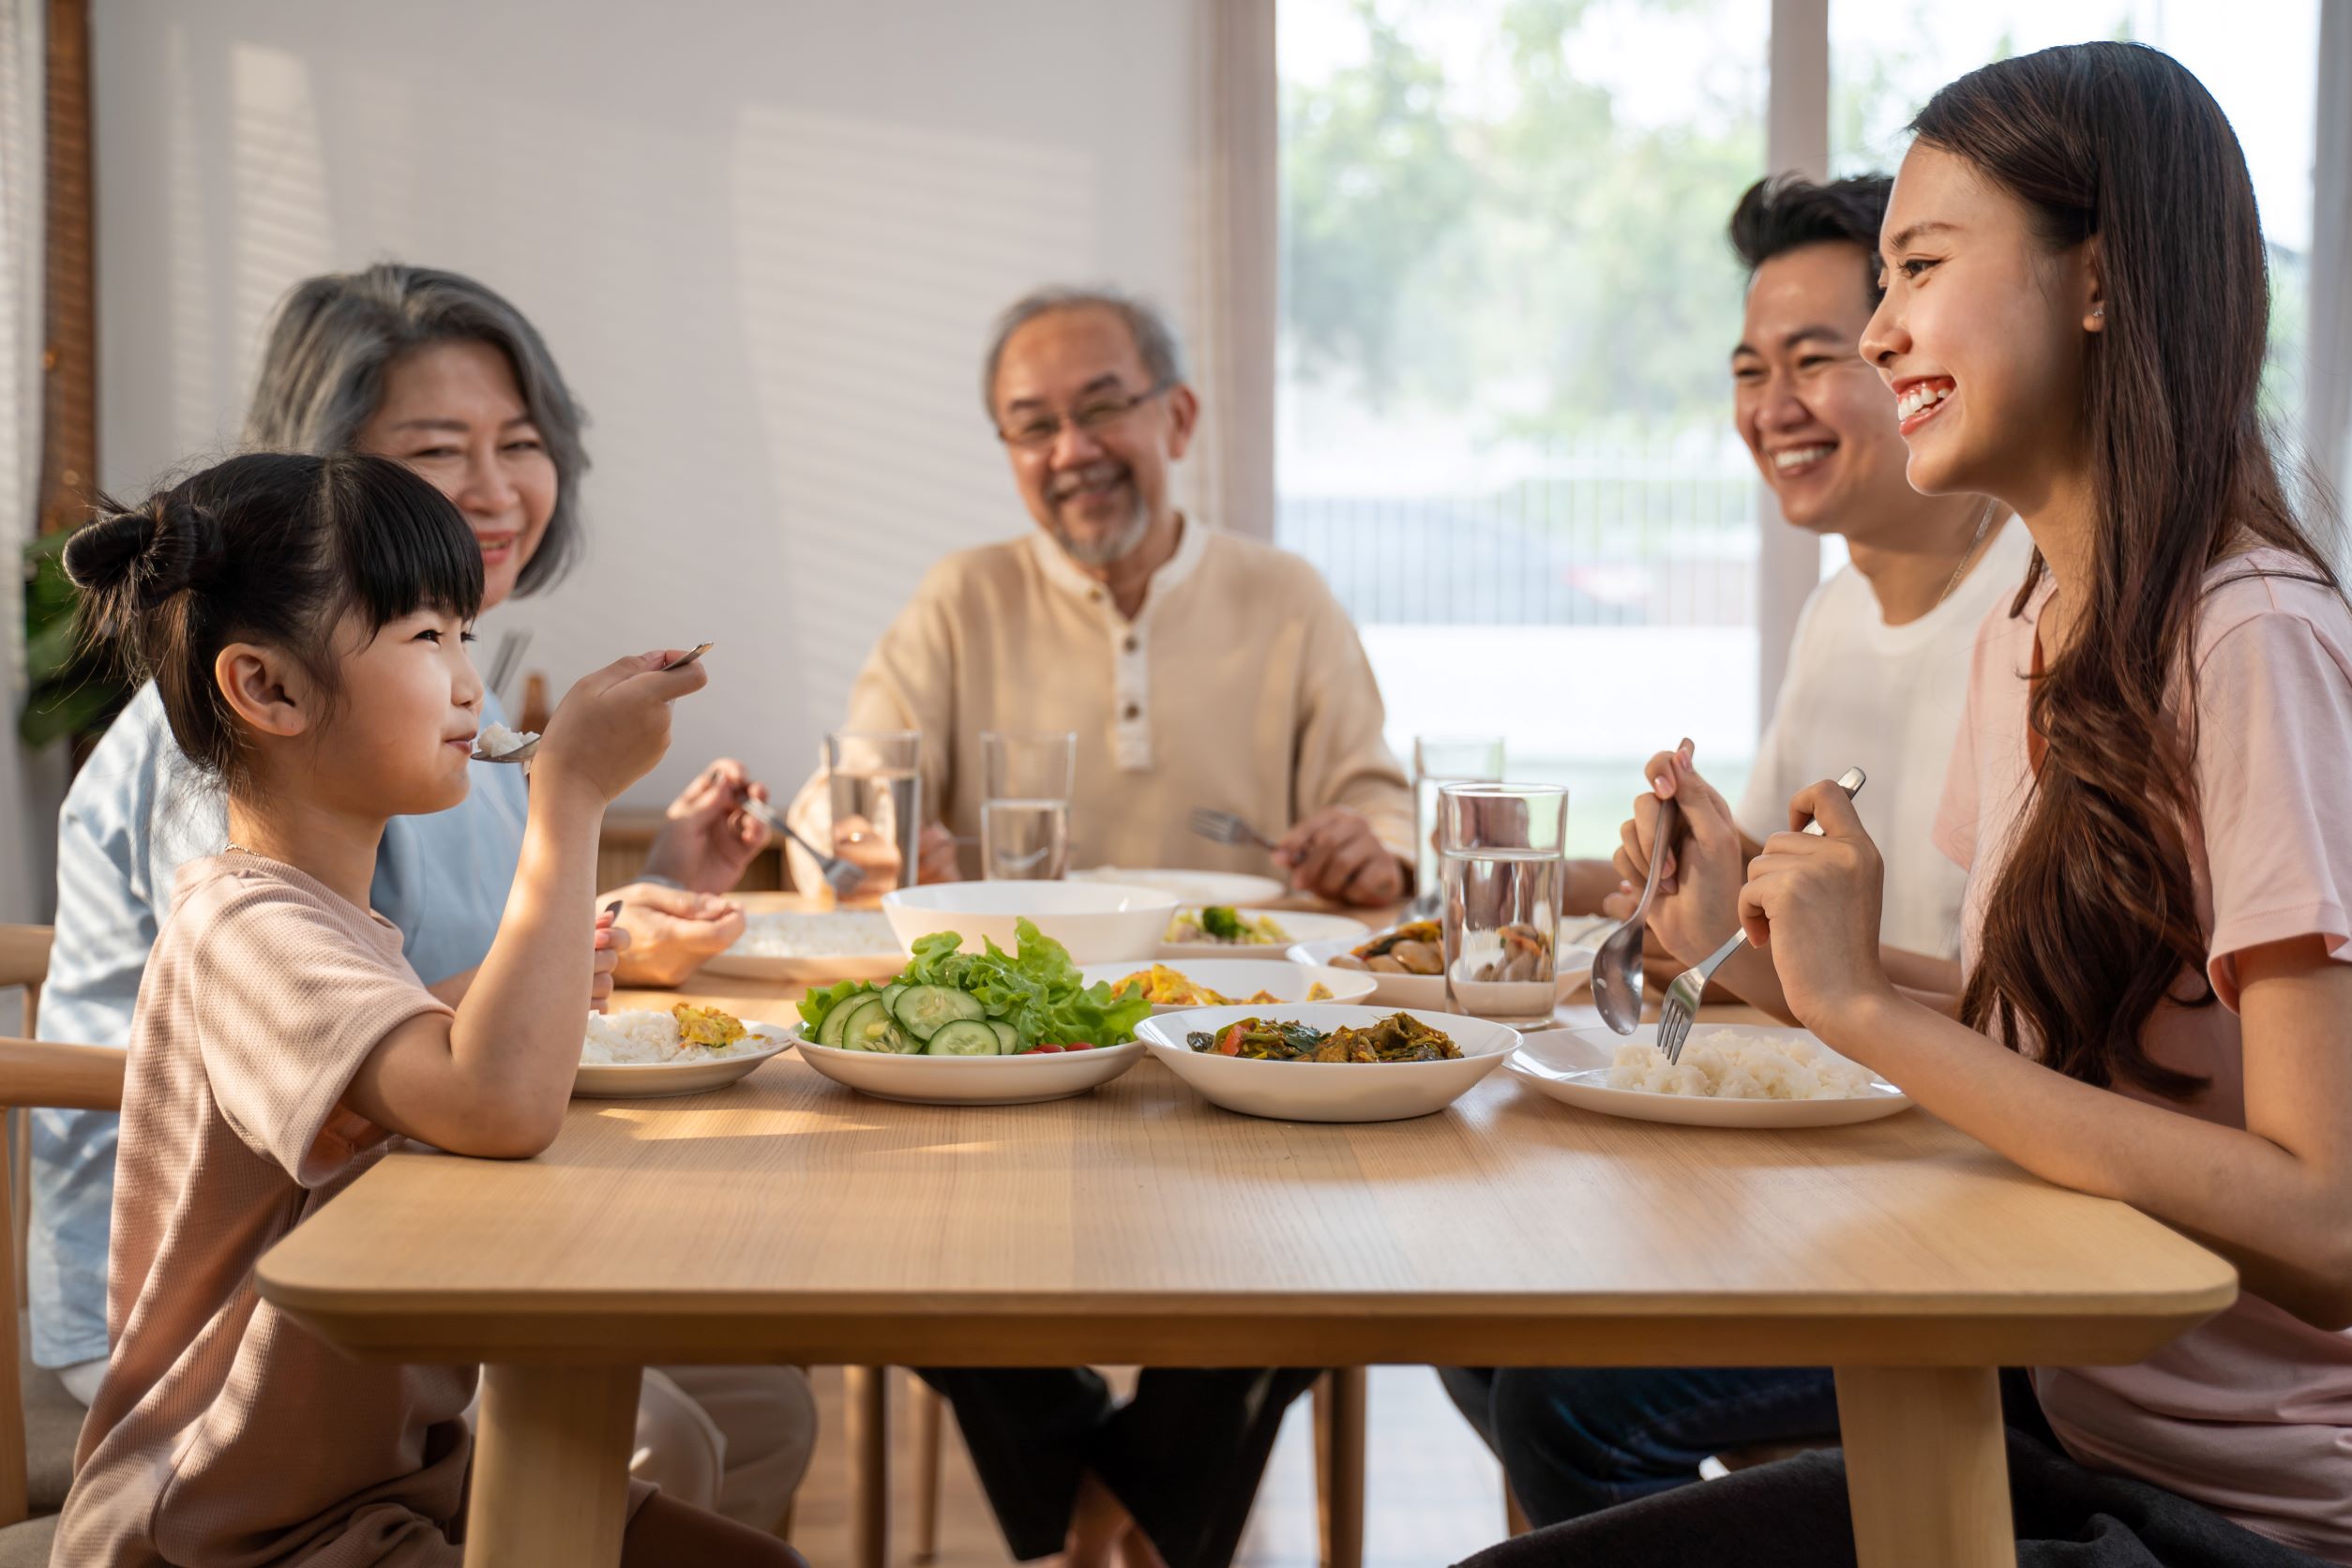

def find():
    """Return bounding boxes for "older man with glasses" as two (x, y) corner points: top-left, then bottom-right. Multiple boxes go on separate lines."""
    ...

(787, 284), (1413, 908)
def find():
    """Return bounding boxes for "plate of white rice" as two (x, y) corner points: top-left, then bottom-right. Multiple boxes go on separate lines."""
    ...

(1508, 1024), (1909, 1127)
(574, 1007), (794, 1098)
(700, 910), (906, 982)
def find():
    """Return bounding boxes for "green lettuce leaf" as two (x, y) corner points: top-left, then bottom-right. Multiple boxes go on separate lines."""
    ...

(797, 978), (875, 1031)
(871, 917), (1152, 1049)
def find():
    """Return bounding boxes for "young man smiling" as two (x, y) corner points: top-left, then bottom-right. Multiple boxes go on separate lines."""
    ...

(1443, 173), (2030, 1529)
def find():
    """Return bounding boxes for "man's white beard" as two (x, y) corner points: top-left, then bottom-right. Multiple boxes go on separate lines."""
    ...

(1050, 494), (1153, 567)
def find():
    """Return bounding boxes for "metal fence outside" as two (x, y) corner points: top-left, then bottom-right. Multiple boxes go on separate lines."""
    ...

(1276, 435), (1761, 628)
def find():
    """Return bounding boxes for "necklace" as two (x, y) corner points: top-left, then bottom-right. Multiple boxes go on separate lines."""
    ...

(1936, 499), (1999, 609)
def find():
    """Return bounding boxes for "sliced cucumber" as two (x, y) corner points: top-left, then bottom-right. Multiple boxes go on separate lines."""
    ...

(816, 988), (867, 1048)
(891, 984), (986, 1041)
(927, 1019), (1001, 1056)
(834, 996), (895, 1052)
(880, 982), (909, 1012)
(986, 1019), (1019, 1055)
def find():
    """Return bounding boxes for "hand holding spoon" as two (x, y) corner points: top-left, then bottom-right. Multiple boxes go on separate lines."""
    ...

(473, 645), (714, 763)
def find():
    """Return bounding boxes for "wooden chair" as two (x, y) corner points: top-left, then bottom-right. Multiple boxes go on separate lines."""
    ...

(0, 1032), (128, 1563)
(0, 927), (53, 1310)
(897, 1366), (1368, 1568)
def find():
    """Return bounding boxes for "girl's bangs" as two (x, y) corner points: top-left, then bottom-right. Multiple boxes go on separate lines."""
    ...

(338, 460), (487, 628)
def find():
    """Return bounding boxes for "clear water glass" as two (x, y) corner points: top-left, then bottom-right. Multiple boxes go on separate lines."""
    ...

(1439, 782), (1568, 1025)
(825, 730), (924, 896)
(1412, 736), (1505, 912)
(980, 730), (1075, 881)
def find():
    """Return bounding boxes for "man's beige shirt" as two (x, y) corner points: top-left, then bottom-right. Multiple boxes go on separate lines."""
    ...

(789, 520), (1412, 882)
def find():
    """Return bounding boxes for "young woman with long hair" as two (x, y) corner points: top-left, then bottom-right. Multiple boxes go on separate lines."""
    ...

(1471, 40), (2352, 1568)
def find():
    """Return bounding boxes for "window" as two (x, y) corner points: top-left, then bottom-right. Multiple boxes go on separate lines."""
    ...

(1277, 1), (2326, 860)
(1831, 1), (2320, 442)
(1277, 0), (1772, 856)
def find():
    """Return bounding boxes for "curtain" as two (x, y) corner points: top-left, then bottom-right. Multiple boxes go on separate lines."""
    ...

(2308, 0), (2352, 536)
(1200, 0), (1276, 543)
(0, 0), (51, 923)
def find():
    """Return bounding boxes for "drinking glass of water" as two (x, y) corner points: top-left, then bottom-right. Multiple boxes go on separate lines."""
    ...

(1438, 782), (1568, 1025)
(980, 730), (1076, 881)
(824, 730), (924, 897)
(1410, 737), (1504, 915)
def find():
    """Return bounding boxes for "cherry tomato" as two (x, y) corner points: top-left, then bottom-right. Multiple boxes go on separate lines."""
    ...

(1031, 1044), (1064, 1054)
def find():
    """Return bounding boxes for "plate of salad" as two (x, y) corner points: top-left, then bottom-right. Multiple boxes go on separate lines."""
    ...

(792, 917), (1154, 1106)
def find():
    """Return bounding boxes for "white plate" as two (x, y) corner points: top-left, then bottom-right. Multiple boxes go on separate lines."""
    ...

(1285, 935), (1599, 1011)
(883, 882), (1178, 965)
(1507, 1025), (1912, 1128)
(1070, 867), (1288, 907)
(1136, 1004), (1517, 1123)
(573, 1023), (794, 1099)
(1076, 960), (1378, 1013)
(701, 910), (906, 983)
(795, 1033), (1147, 1106)
(1159, 911), (1370, 963)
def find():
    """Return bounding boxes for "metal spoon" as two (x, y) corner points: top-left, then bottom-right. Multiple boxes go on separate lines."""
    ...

(472, 731), (539, 764)
(472, 646), (711, 764)
(1590, 795), (1678, 1035)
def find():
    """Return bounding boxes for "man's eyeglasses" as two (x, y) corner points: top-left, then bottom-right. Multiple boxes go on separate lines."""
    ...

(996, 381), (1172, 450)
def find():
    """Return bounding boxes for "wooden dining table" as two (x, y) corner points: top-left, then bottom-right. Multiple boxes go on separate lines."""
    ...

(254, 894), (2235, 1568)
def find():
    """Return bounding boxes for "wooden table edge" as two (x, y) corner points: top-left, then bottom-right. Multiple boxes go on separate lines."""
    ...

(257, 1281), (2237, 1370)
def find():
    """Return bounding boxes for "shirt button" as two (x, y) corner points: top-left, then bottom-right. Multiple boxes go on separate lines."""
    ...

(1123, 636), (1138, 654)
(1123, 703), (1140, 720)
(1089, 590), (1103, 604)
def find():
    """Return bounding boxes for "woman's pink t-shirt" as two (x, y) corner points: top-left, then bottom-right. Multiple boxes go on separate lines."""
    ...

(1934, 549), (2352, 1560)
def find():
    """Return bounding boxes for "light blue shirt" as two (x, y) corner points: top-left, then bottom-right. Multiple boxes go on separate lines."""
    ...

(29, 682), (530, 1366)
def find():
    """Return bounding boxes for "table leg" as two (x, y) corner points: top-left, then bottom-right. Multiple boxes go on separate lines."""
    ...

(845, 1365), (890, 1568)
(913, 1377), (946, 1562)
(1833, 1366), (2016, 1568)
(1316, 1367), (1366, 1568)
(464, 1363), (641, 1568)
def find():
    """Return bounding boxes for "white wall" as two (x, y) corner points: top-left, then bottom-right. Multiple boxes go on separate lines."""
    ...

(92, 0), (1211, 808)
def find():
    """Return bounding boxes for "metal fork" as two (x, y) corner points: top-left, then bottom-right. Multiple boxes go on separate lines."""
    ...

(1654, 766), (1866, 1065)
(1188, 807), (1278, 853)
(742, 796), (867, 899)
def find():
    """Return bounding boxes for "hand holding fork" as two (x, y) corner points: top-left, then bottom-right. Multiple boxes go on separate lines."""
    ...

(1653, 766), (1865, 1064)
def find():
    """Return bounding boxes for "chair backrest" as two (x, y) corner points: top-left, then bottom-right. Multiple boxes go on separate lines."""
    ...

(0, 927), (51, 1035)
(0, 1035), (124, 1526)
(0, 928), (54, 1316)
(0, 919), (119, 1529)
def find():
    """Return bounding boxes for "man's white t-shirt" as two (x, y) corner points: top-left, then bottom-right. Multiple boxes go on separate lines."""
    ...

(1735, 518), (2035, 959)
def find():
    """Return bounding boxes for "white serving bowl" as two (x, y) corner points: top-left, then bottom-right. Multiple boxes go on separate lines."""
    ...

(1135, 1004), (1518, 1123)
(1077, 960), (1378, 1013)
(881, 881), (1180, 965)
(1286, 935), (1600, 1012)
(794, 1033), (1147, 1106)
(1070, 867), (1288, 907)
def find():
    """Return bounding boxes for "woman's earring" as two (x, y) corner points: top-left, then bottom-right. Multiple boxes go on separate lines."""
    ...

(2090, 306), (2105, 324)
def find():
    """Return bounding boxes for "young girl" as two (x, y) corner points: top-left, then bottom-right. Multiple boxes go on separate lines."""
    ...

(51, 452), (801, 1566)
(1483, 41), (2352, 1568)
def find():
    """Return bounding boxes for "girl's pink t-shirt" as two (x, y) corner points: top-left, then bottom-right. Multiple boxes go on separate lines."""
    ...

(55, 852), (472, 1566)
(1934, 549), (2352, 1561)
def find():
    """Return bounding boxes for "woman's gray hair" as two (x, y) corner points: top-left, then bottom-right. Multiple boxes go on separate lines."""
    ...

(242, 263), (589, 596)
(981, 285), (1186, 419)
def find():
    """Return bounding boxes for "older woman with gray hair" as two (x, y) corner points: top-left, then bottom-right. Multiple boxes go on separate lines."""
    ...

(30, 263), (813, 1531)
